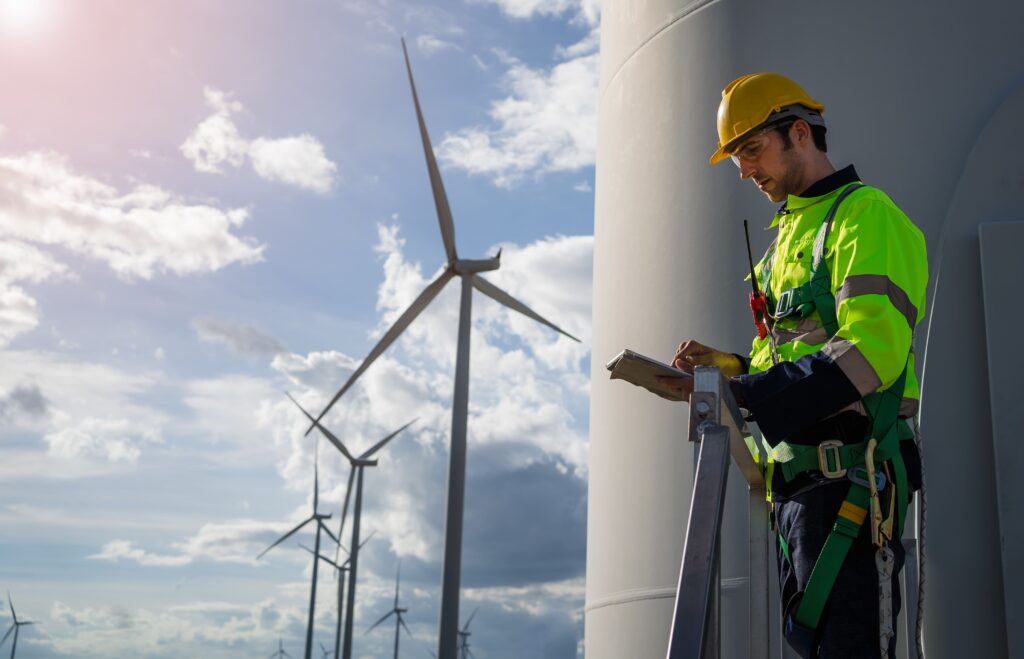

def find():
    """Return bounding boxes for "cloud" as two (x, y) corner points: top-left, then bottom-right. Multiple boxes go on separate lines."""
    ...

(193, 318), (286, 356)
(0, 150), (264, 280)
(44, 416), (162, 463)
(248, 135), (337, 194)
(437, 37), (598, 188)
(179, 89), (248, 173)
(0, 382), (49, 421)
(573, 180), (592, 192)
(415, 34), (461, 55)
(0, 351), (168, 469)
(47, 598), (308, 657)
(473, 0), (600, 27)
(181, 87), (337, 194)
(0, 239), (70, 345)
(88, 518), (287, 568)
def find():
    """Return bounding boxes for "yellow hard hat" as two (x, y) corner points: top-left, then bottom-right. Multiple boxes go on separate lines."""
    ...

(709, 72), (826, 165)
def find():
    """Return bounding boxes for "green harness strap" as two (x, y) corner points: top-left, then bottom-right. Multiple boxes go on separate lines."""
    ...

(792, 367), (909, 630)
(763, 183), (913, 631)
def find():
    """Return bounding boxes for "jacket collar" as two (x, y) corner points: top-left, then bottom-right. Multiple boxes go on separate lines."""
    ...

(770, 165), (861, 225)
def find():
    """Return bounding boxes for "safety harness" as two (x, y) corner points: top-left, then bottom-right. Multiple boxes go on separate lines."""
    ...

(760, 183), (913, 653)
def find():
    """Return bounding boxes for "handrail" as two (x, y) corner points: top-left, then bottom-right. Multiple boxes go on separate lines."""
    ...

(666, 366), (770, 659)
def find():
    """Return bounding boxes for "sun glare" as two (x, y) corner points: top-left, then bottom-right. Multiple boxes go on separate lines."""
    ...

(0, 0), (54, 37)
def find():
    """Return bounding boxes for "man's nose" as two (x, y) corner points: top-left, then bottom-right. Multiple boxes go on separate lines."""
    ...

(738, 160), (756, 180)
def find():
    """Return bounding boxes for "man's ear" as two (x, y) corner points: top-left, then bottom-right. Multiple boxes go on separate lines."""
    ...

(791, 119), (812, 148)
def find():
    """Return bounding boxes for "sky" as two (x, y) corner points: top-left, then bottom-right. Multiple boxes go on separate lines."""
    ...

(0, 0), (598, 657)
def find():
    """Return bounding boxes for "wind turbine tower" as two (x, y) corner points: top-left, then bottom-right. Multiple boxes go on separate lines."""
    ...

(304, 40), (580, 659)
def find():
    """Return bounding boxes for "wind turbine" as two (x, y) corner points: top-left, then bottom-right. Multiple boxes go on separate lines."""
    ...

(270, 638), (294, 659)
(1, 594), (33, 659)
(289, 393), (414, 659)
(299, 531), (376, 659)
(258, 436), (339, 659)
(456, 609), (478, 659)
(366, 563), (412, 659)
(304, 39), (580, 659)
(319, 641), (335, 658)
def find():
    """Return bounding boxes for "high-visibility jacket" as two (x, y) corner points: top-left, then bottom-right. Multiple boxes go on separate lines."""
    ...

(737, 165), (928, 448)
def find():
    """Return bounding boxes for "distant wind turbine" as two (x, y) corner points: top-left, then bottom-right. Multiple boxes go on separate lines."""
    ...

(1, 594), (33, 659)
(258, 436), (339, 659)
(304, 39), (580, 659)
(319, 641), (335, 658)
(299, 531), (376, 659)
(366, 563), (412, 659)
(457, 609), (478, 659)
(269, 637), (294, 659)
(288, 392), (414, 659)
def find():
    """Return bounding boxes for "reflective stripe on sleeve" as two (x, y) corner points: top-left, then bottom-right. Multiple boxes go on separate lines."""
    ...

(822, 339), (882, 396)
(835, 274), (919, 330)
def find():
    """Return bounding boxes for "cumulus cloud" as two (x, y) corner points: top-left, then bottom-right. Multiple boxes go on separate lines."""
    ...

(181, 87), (337, 194)
(474, 0), (600, 26)
(0, 240), (70, 345)
(44, 416), (161, 463)
(193, 318), (286, 356)
(0, 351), (167, 469)
(0, 150), (264, 280)
(437, 37), (598, 188)
(88, 518), (287, 567)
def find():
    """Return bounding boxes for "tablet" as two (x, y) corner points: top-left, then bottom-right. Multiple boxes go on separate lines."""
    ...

(605, 348), (691, 401)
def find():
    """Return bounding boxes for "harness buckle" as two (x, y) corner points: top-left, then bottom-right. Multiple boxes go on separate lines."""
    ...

(775, 288), (796, 319)
(848, 465), (886, 491)
(817, 440), (847, 479)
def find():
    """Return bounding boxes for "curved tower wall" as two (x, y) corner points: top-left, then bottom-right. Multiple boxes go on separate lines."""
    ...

(587, 2), (1024, 657)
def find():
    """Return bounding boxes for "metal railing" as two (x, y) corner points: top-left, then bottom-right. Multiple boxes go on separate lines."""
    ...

(666, 365), (770, 659)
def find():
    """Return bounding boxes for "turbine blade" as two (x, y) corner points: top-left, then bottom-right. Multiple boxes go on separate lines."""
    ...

(282, 651), (294, 659)
(359, 529), (377, 549)
(464, 607), (478, 631)
(314, 440), (320, 513)
(400, 37), (458, 264)
(307, 269), (454, 435)
(399, 614), (413, 637)
(394, 562), (401, 607)
(10, 626), (17, 657)
(335, 465), (356, 563)
(318, 519), (340, 546)
(258, 517), (313, 559)
(366, 610), (395, 634)
(472, 276), (581, 342)
(288, 392), (355, 461)
(359, 418), (417, 460)
(0, 625), (13, 647)
(7, 593), (13, 622)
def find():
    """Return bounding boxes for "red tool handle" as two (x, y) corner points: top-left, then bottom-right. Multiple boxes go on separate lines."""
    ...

(749, 291), (769, 339)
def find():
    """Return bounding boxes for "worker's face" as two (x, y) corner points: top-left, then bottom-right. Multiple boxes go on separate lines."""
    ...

(731, 123), (805, 203)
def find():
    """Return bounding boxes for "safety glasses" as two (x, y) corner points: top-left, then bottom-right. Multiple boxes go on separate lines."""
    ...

(728, 121), (791, 167)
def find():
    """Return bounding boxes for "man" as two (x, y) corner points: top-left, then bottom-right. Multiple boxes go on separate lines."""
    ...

(660, 73), (927, 658)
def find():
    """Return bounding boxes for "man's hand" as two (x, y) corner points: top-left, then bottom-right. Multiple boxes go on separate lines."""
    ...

(657, 340), (745, 402)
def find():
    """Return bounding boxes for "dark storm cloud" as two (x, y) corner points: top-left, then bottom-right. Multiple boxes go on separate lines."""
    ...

(0, 382), (49, 420)
(461, 450), (587, 587)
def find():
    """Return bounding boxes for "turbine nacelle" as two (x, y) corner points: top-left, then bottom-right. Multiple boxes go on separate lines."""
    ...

(452, 256), (500, 275)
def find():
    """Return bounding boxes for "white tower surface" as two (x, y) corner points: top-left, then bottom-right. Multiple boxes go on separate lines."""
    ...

(587, 2), (1024, 658)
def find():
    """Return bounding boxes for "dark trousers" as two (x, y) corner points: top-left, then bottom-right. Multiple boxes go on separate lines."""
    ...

(775, 479), (904, 659)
